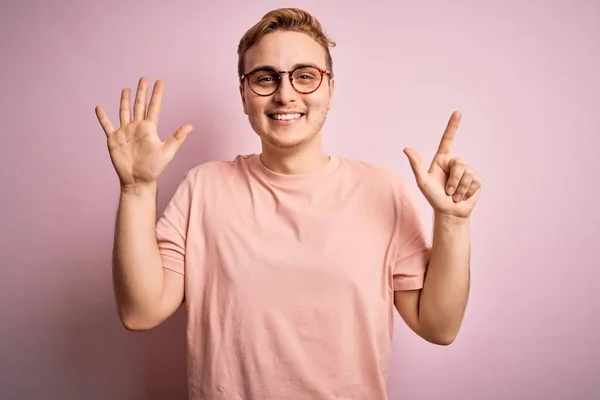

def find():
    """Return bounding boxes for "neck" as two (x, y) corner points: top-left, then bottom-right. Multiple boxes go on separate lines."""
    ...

(260, 133), (330, 175)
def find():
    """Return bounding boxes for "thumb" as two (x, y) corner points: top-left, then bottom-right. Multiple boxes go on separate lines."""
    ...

(403, 147), (425, 183)
(164, 124), (193, 159)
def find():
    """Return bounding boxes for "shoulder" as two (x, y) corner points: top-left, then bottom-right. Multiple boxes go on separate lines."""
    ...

(337, 156), (398, 179)
(181, 153), (256, 183)
(164, 154), (256, 206)
(336, 156), (413, 199)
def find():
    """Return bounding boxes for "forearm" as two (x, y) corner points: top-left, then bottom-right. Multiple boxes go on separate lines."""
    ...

(418, 213), (471, 343)
(112, 182), (165, 328)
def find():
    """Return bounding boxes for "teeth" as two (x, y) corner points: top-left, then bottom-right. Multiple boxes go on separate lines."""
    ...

(272, 113), (302, 120)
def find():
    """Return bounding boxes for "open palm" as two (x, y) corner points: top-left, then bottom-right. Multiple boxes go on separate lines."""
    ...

(95, 77), (193, 189)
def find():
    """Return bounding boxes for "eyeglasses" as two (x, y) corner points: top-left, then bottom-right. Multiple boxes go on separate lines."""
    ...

(241, 65), (331, 96)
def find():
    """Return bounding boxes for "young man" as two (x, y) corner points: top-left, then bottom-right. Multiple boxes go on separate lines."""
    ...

(95, 7), (481, 400)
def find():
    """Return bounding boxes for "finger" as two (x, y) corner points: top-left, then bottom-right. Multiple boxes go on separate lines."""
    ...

(435, 110), (461, 156)
(403, 147), (425, 183)
(133, 77), (149, 121)
(452, 171), (473, 202)
(445, 158), (465, 196)
(163, 124), (194, 160)
(464, 187), (481, 206)
(95, 106), (115, 136)
(119, 87), (131, 126)
(146, 80), (164, 123)
(464, 177), (482, 200)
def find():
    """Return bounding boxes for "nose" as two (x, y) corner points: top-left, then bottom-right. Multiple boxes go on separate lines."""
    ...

(272, 72), (296, 104)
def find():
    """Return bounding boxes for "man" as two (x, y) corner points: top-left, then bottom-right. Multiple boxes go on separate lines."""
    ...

(94, 7), (481, 400)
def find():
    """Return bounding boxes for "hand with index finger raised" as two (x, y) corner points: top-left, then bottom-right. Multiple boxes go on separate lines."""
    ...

(403, 111), (482, 220)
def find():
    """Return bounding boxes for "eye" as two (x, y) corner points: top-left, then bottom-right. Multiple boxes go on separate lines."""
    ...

(292, 66), (320, 81)
(251, 70), (279, 86)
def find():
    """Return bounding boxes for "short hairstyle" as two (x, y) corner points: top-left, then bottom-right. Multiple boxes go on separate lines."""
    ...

(237, 8), (336, 80)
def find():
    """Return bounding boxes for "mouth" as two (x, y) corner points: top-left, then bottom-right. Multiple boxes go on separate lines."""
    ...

(268, 112), (305, 121)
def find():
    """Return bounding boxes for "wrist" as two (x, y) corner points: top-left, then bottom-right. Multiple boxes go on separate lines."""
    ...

(434, 212), (470, 227)
(120, 181), (157, 197)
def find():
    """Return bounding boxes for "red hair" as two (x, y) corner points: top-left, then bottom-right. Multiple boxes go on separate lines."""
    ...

(237, 8), (336, 79)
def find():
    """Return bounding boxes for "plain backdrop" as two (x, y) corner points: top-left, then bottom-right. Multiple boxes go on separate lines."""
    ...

(1, 0), (598, 399)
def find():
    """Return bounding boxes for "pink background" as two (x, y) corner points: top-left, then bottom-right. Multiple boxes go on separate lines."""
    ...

(1, 0), (598, 398)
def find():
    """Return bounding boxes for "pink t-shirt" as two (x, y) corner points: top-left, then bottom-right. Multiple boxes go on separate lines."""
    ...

(156, 154), (431, 399)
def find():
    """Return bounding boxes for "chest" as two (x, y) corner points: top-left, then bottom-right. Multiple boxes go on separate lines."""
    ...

(195, 178), (396, 291)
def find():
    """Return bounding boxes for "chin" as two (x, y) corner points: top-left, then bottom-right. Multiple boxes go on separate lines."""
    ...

(263, 133), (306, 150)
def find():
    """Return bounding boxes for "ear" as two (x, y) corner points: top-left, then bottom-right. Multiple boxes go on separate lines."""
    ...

(239, 83), (248, 115)
(327, 78), (335, 111)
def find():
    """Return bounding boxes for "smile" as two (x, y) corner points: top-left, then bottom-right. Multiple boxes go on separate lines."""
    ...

(268, 113), (304, 120)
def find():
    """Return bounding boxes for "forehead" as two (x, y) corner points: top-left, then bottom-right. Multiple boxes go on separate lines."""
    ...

(244, 30), (326, 72)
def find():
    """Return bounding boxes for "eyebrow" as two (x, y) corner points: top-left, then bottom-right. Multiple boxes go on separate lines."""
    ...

(245, 62), (321, 74)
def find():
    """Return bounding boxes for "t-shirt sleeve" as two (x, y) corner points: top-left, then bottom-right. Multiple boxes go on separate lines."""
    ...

(392, 181), (431, 291)
(156, 173), (193, 276)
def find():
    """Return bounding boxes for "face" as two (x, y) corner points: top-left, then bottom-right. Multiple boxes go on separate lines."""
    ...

(240, 30), (335, 151)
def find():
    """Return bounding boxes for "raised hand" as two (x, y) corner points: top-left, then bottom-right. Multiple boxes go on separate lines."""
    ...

(403, 111), (482, 220)
(95, 77), (193, 190)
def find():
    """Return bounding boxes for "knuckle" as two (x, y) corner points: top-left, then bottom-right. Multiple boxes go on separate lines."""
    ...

(447, 179), (460, 188)
(451, 158), (464, 167)
(456, 181), (468, 192)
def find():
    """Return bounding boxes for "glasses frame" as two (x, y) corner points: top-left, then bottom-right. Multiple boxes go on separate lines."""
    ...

(240, 65), (332, 97)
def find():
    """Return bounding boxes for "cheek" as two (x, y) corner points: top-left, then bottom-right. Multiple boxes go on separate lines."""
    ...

(245, 100), (269, 129)
(245, 97), (265, 116)
(306, 94), (331, 114)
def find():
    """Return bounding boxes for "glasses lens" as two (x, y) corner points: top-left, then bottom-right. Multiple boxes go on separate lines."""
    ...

(247, 66), (325, 95)
(291, 66), (323, 93)
(248, 69), (280, 96)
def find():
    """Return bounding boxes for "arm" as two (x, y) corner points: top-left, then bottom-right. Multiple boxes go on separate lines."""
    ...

(394, 213), (470, 345)
(396, 110), (481, 345)
(113, 182), (184, 331)
(94, 77), (193, 331)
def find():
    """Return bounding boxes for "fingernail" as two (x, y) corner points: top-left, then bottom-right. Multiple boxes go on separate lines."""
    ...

(447, 186), (455, 195)
(453, 193), (462, 202)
